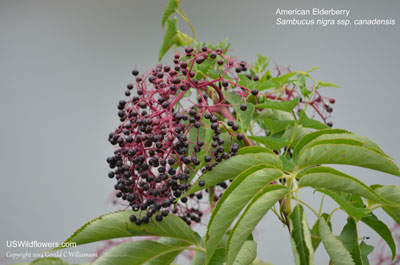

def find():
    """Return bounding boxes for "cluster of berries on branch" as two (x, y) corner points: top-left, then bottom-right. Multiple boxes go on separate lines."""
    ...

(106, 46), (253, 225)
(106, 44), (335, 225)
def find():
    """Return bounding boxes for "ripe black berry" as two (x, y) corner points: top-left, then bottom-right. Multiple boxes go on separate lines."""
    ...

(251, 89), (259, 96)
(199, 180), (205, 187)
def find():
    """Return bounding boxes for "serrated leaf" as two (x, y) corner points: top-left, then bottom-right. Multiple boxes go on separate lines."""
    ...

(188, 125), (213, 180)
(54, 210), (197, 250)
(360, 242), (374, 265)
(280, 155), (295, 172)
(161, 0), (178, 27)
(316, 81), (341, 89)
(275, 72), (297, 85)
(317, 189), (371, 219)
(297, 111), (329, 130)
(256, 79), (280, 91)
(373, 185), (400, 225)
(92, 240), (186, 265)
(184, 153), (282, 196)
(296, 139), (400, 176)
(360, 213), (396, 259)
(209, 248), (226, 265)
(256, 98), (300, 113)
(319, 218), (355, 265)
(150, 238), (190, 265)
(337, 217), (363, 265)
(226, 185), (289, 265)
(287, 205), (315, 265)
(263, 119), (295, 135)
(251, 54), (269, 76)
(241, 102), (255, 131)
(293, 129), (348, 160)
(191, 251), (206, 265)
(248, 136), (289, 150)
(206, 169), (284, 263)
(293, 129), (386, 162)
(159, 17), (179, 61)
(238, 74), (257, 90)
(310, 213), (330, 250)
(223, 91), (255, 131)
(294, 74), (309, 98)
(298, 167), (392, 204)
(238, 146), (274, 155)
(232, 241), (257, 265)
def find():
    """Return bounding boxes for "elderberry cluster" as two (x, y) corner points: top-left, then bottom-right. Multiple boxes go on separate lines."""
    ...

(106, 46), (252, 225)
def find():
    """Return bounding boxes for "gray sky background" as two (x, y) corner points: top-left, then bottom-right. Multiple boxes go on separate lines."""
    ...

(0, 0), (399, 264)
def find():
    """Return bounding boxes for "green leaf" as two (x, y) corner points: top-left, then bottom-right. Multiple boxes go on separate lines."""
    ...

(241, 102), (255, 131)
(251, 54), (269, 75)
(191, 251), (206, 265)
(360, 213), (396, 259)
(373, 185), (400, 224)
(319, 218), (355, 265)
(280, 155), (296, 172)
(184, 152), (282, 196)
(317, 189), (371, 219)
(263, 119), (295, 135)
(296, 139), (400, 176)
(293, 129), (349, 161)
(161, 0), (178, 27)
(293, 129), (389, 162)
(256, 79), (280, 91)
(159, 17), (179, 61)
(256, 98), (300, 113)
(237, 146), (274, 155)
(360, 242), (374, 265)
(209, 248), (226, 265)
(232, 241), (257, 265)
(337, 217), (363, 265)
(92, 240), (186, 265)
(54, 210), (197, 250)
(31, 258), (69, 265)
(258, 107), (294, 121)
(310, 213), (330, 250)
(238, 74), (257, 90)
(301, 133), (386, 158)
(206, 169), (284, 263)
(275, 72), (297, 85)
(188, 125), (213, 180)
(294, 74), (309, 98)
(298, 167), (392, 204)
(223, 91), (255, 131)
(226, 185), (289, 265)
(316, 81), (341, 89)
(297, 111), (329, 130)
(192, 247), (229, 265)
(158, 18), (192, 61)
(287, 205), (315, 265)
(248, 136), (289, 150)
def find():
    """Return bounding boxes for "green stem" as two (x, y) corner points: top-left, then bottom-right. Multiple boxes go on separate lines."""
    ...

(284, 178), (292, 215)
(284, 111), (298, 156)
(318, 195), (325, 216)
(327, 207), (341, 222)
(302, 74), (317, 113)
(295, 198), (320, 218)
(177, 3), (195, 40)
(186, 247), (206, 252)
